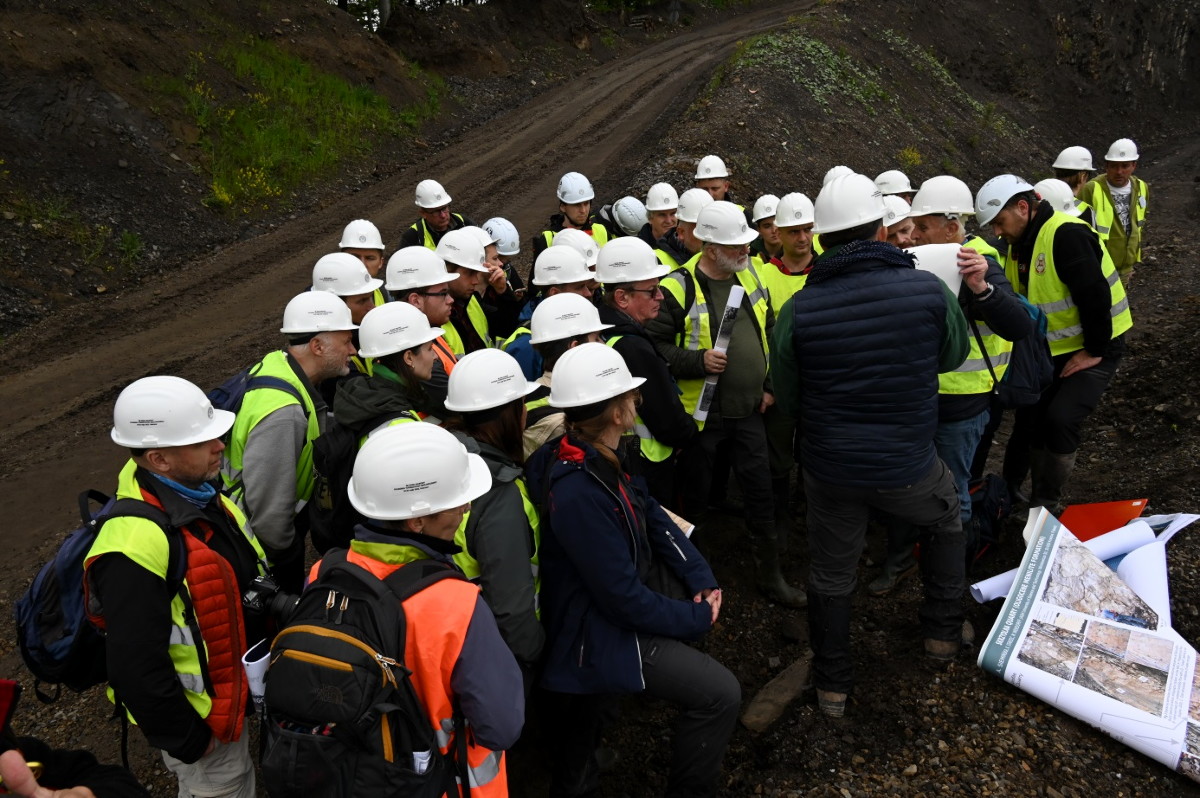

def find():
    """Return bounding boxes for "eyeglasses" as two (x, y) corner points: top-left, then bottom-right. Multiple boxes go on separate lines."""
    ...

(622, 286), (663, 298)
(416, 289), (452, 298)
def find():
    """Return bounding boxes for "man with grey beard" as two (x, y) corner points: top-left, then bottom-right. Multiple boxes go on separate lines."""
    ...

(647, 201), (805, 608)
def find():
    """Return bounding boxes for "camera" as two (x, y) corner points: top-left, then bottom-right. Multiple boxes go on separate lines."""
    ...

(242, 575), (300, 621)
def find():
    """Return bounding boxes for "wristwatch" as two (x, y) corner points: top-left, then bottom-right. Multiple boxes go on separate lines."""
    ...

(972, 282), (994, 301)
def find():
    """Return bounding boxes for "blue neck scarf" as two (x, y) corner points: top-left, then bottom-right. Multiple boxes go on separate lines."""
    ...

(151, 473), (218, 508)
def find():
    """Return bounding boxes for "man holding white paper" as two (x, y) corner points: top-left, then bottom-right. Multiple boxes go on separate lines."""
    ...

(770, 173), (971, 717)
(648, 201), (805, 608)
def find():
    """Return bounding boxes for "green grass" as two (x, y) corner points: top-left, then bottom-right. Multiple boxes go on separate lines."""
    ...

(148, 40), (441, 213)
(736, 29), (892, 114)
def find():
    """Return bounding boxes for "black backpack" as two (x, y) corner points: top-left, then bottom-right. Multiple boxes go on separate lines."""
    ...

(309, 413), (404, 555)
(967, 474), (1013, 569)
(972, 294), (1054, 409)
(14, 490), (185, 702)
(261, 551), (466, 798)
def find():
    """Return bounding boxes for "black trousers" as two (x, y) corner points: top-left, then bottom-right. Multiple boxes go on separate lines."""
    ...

(546, 638), (740, 798)
(804, 460), (965, 693)
(678, 413), (774, 533)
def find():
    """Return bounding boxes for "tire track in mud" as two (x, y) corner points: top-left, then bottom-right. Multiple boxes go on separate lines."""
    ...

(0, 3), (804, 548)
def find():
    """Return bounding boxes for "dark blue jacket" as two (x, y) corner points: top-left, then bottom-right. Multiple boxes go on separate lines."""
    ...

(771, 241), (969, 488)
(524, 435), (716, 694)
(502, 298), (543, 381)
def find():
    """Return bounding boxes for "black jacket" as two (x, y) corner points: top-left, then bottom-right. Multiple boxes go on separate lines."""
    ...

(599, 305), (696, 450)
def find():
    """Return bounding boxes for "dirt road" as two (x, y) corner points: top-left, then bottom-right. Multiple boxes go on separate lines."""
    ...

(0, 2), (802, 559)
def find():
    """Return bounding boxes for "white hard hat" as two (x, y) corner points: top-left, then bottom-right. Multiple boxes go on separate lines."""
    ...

(462, 225), (498, 249)
(812, 173), (886, 235)
(612, 196), (649, 236)
(549, 342), (646, 408)
(415, 179), (452, 209)
(111, 375), (234, 448)
(774, 193), (815, 227)
(645, 182), (679, 212)
(695, 154), (730, 180)
(875, 170), (914, 196)
(882, 195), (913, 227)
(974, 174), (1036, 226)
(483, 217), (520, 256)
(529, 293), (613, 345)
(385, 246), (460, 292)
(357, 302), (445, 359)
(348, 423), (491, 520)
(909, 175), (975, 218)
(596, 236), (670, 284)
(1033, 179), (1084, 217)
(676, 188), (715, 224)
(281, 291), (359, 335)
(751, 194), (779, 224)
(695, 201), (758, 246)
(552, 227), (600, 267)
(533, 246), (593, 286)
(339, 219), (384, 250)
(312, 252), (384, 297)
(445, 349), (541, 413)
(1104, 138), (1139, 162)
(1052, 146), (1094, 171)
(435, 229), (488, 272)
(822, 165), (855, 186)
(557, 171), (595, 203)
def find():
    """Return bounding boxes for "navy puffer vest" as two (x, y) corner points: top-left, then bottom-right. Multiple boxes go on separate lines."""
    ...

(791, 251), (947, 488)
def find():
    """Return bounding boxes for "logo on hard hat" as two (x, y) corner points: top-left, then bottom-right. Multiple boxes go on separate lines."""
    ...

(740, 223), (747, 233)
(611, 259), (630, 270)
(597, 366), (620, 379)
(560, 311), (581, 321)
(384, 325), (408, 336)
(491, 374), (514, 386)
(397, 479), (435, 494)
(986, 199), (1001, 208)
(312, 309), (332, 317)
(358, 234), (368, 243)
(1035, 254), (1047, 274)
(207, 407), (214, 419)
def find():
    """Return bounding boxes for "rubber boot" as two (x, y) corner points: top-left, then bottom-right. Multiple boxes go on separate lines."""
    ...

(771, 476), (792, 555)
(753, 529), (807, 608)
(807, 591), (854, 715)
(1030, 450), (1077, 515)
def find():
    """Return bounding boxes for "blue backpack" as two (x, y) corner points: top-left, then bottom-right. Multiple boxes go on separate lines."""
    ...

(207, 365), (304, 416)
(14, 490), (185, 702)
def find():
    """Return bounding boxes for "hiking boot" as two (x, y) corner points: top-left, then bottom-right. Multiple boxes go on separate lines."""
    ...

(925, 621), (975, 662)
(866, 562), (918, 597)
(817, 690), (847, 717)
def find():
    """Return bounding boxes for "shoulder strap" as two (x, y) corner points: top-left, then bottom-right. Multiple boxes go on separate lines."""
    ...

(969, 321), (1000, 393)
(381, 559), (465, 603)
(247, 374), (308, 418)
(101, 498), (187, 591)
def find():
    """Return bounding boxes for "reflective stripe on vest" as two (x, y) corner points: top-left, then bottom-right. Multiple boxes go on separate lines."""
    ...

(655, 248), (680, 270)
(939, 236), (1013, 395)
(1002, 213), (1133, 357)
(451, 479), (542, 617)
(605, 335), (673, 463)
(85, 461), (268, 735)
(659, 254), (771, 419)
(224, 350), (321, 504)
(333, 545), (508, 794)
